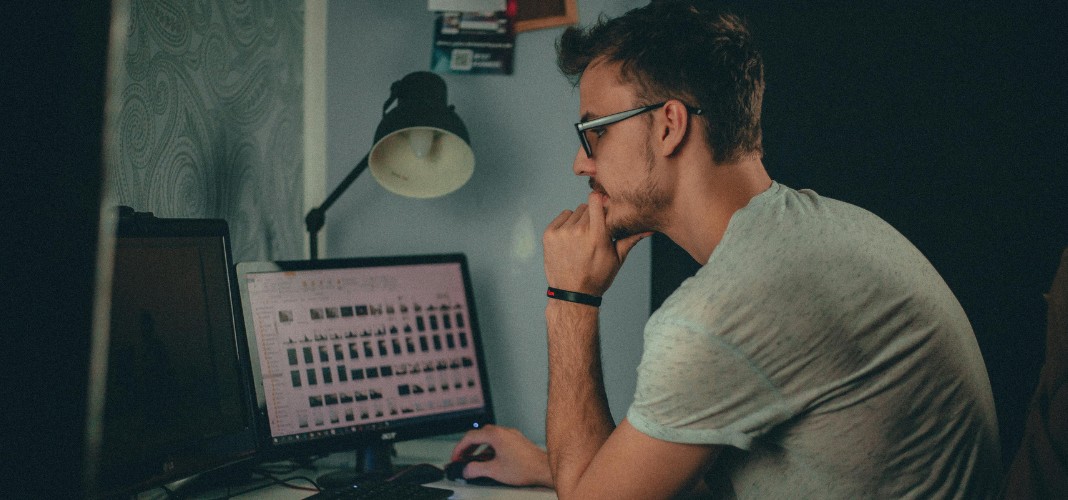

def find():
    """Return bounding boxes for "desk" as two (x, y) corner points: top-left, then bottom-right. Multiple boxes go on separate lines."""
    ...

(166, 438), (556, 500)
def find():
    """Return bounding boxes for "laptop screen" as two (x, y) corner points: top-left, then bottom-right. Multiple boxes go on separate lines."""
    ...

(92, 212), (258, 498)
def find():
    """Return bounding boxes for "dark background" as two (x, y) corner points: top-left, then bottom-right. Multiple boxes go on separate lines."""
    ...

(652, 1), (1067, 468)
(3, 3), (112, 498)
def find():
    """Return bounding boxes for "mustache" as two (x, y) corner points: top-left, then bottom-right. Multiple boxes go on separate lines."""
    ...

(588, 178), (605, 193)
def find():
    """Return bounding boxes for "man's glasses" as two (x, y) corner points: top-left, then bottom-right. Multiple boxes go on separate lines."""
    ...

(575, 101), (703, 158)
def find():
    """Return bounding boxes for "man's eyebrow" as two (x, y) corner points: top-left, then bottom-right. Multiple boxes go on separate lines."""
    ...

(579, 111), (600, 122)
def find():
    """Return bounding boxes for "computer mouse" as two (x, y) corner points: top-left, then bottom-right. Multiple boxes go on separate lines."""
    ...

(444, 444), (508, 487)
(444, 460), (509, 487)
(389, 463), (445, 484)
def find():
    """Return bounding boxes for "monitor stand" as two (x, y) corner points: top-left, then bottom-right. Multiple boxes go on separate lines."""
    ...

(316, 442), (396, 489)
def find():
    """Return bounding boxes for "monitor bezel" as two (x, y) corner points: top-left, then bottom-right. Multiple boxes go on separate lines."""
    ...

(235, 253), (496, 462)
(91, 212), (260, 499)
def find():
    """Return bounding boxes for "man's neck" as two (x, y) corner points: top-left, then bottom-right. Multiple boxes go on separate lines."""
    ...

(661, 153), (772, 265)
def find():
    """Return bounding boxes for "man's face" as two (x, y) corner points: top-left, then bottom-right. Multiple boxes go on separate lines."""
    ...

(574, 59), (672, 239)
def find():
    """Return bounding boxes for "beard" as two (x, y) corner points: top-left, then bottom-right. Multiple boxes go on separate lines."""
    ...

(594, 141), (671, 240)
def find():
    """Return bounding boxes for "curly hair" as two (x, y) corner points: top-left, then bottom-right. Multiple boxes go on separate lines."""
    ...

(557, 1), (764, 163)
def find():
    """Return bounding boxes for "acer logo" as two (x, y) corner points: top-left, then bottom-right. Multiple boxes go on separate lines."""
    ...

(381, 432), (397, 441)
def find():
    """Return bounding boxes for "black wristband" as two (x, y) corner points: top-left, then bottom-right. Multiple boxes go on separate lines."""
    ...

(546, 287), (602, 307)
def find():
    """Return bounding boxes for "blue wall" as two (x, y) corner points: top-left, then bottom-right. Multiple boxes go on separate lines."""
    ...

(325, 0), (648, 442)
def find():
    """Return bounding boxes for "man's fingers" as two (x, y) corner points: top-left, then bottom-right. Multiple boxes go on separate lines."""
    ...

(567, 203), (589, 225)
(462, 460), (494, 480)
(450, 429), (492, 461)
(587, 191), (606, 234)
(547, 209), (573, 230)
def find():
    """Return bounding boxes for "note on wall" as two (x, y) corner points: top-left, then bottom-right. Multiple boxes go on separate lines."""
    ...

(430, 0), (516, 75)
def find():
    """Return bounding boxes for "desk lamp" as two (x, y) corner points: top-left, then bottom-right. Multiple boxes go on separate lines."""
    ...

(305, 71), (474, 259)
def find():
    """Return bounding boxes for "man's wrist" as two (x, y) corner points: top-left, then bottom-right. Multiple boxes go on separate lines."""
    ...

(545, 296), (599, 325)
(546, 286), (602, 307)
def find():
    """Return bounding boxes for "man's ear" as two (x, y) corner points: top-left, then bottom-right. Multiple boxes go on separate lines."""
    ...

(658, 100), (692, 157)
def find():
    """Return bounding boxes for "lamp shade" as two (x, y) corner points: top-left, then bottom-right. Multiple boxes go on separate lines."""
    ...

(368, 72), (475, 198)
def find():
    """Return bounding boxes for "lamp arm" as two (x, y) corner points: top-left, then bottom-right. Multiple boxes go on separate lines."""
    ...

(305, 152), (370, 260)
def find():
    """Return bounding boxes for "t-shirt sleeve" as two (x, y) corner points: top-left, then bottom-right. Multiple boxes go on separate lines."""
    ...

(626, 315), (794, 451)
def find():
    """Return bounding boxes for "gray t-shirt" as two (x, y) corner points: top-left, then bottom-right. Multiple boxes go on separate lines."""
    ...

(627, 182), (1001, 498)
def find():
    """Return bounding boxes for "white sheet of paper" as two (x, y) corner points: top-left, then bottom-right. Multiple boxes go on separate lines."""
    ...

(428, 0), (506, 13)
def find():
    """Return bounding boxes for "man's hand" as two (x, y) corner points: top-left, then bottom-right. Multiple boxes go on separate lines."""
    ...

(448, 424), (553, 487)
(543, 191), (650, 296)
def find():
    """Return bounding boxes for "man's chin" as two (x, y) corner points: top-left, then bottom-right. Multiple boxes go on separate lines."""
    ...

(609, 224), (647, 241)
(606, 208), (657, 240)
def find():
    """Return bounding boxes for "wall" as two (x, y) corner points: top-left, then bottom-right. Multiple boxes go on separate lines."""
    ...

(112, 0), (307, 262)
(325, 0), (647, 443)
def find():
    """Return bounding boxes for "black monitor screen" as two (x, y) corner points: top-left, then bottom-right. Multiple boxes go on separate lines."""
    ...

(92, 216), (258, 498)
(235, 254), (494, 470)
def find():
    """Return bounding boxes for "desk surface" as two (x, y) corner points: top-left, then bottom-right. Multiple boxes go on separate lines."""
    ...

(164, 438), (556, 500)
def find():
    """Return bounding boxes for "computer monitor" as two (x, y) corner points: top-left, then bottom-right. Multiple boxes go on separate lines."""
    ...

(90, 210), (260, 499)
(235, 254), (495, 483)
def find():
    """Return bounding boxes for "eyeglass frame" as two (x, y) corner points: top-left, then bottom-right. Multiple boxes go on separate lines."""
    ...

(574, 101), (704, 158)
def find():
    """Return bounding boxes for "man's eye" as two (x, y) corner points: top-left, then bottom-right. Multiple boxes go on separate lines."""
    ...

(592, 127), (607, 137)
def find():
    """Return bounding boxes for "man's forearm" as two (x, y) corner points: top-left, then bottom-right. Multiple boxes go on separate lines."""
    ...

(545, 300), (615, 497)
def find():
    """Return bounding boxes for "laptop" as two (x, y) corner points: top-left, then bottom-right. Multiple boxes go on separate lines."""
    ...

(92, 208), (259, 498)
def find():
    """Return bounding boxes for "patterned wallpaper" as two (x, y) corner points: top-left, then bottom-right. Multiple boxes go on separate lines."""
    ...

(113, 0), (305, 262)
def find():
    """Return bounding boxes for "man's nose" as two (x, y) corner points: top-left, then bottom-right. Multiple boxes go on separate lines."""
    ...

(573, 147), (593, 177)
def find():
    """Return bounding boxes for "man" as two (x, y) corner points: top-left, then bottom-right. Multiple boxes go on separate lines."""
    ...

(451, 2), (1001, 498)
